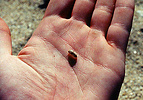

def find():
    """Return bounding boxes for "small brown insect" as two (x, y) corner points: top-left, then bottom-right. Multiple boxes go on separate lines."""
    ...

(68, 50), (77, 67)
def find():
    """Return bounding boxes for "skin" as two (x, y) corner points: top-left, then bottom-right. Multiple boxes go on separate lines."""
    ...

(0, 0), (134, 100)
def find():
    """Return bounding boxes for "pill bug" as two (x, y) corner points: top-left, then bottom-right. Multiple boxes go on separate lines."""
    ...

(68, 50), (77, 67)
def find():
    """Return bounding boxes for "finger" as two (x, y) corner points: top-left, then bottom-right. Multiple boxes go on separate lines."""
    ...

(44, 0), (75, 18)
(72, 0), (96, 25)
(0, 18), (12, 55)
(90, 0), (116, 35)
(107, 0), (135, 52)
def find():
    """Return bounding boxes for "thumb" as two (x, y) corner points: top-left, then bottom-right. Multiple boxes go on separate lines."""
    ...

(0, 18), (12, 56)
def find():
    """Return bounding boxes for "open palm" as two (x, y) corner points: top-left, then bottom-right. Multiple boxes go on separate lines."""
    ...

(0, 0), (134, 100)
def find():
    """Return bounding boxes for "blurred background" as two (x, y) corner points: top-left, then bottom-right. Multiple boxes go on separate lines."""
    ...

(0, 0), (142, 99)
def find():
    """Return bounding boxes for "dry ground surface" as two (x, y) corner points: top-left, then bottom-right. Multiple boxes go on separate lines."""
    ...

(0, 0), (142, 99)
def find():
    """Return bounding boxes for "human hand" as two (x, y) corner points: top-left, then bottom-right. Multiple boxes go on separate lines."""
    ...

(0, 0), (134, 99)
